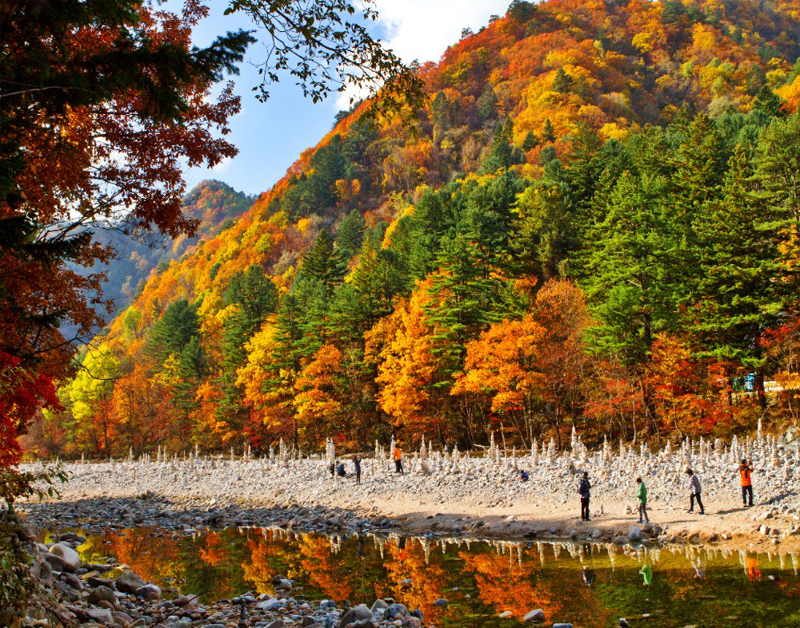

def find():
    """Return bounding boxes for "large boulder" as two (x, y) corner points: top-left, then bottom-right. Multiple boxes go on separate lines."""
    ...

(88, 585), (117, 606)
(523, 609), (545, 622)
(370, 599), (388, 614)
(114, 571), (146, 593)
(84, 608), (114, 626)
(340, 604), (373, 627)
(135, 583), (162, 601)
(61, 572), (83, 590)
(386, 603), (408, 618)
(256, 598), (281, 611)
(49, 543), (81, 572)
(629, 526), (641, 542)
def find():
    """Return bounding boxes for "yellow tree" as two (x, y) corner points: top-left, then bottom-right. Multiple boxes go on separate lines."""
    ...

(365, 279), (446, 441)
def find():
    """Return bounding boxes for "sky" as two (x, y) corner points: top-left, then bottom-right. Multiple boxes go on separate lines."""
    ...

(183, 0), (511, 197)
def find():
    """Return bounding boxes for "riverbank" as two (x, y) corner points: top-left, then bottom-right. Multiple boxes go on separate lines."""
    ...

(15, 522), (431, 628)
(19, 436), (800, 551)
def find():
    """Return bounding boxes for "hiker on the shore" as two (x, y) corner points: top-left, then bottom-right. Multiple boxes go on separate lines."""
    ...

(329, 460), (336, 477)
(393, 445), (404, 473)
(519, 469), (529, 482)
(636, 477), (649, 524)
(578, 471), (591, 521)
(686, 468), (705, 514)
(739, 458), (754, 507)
(337, 462), (346, 477)
(354, 456), (362, 485)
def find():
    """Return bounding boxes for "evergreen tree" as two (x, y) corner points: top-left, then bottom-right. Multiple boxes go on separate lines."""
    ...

(480, 118), (523, 174)
(522, 131), (539, 151)
(477, 83), (498, 124)
(579, 171), (678, 365)
(147, 300), (198, 365)
(336, 209), (366, 261)
(752, 112), (800, 294)
(552, 68), (574, 93)
(511, 181), (576, 280)
(752, 85), (787, 118)
(542, 118), (556, 142)
(225, 265), (279, 327)
(689, 144), (783, 364)
(301, 229), (348, 293)
(425, 232), (510, 374)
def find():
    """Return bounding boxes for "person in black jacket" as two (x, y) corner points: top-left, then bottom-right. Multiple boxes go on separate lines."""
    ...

(354, 456), (362, 485)
(578, 471), (591, 521)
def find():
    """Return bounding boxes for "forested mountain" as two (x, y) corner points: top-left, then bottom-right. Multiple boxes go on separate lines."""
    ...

(72, 181), (254, 328)
(29, 0), (800, 458)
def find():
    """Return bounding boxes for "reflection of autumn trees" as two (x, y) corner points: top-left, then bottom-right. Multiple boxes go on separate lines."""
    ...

(241, 531), (305, 595)
(299, 535), (354, 601)
(461, 548), (551, 618)
(384, 540), (447, 620)
(461, 546), (611, 626)
(97, 530), (182, 585)
(200, 531), (227, 567)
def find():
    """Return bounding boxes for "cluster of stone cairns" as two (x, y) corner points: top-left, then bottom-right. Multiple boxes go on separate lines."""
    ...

(21, 426), (800, 541)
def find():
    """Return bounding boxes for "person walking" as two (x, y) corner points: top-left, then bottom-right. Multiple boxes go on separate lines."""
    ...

(578, 471), (591, 521)
(393, 444), (403, 473)
(354, 455), (362, 485)
(636, 477), (649, 524)
(686, 468), (705, 514)
(739, 458), (754, 507)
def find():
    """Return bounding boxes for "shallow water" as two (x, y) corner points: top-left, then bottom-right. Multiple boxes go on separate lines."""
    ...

(47, 527), (800, 627)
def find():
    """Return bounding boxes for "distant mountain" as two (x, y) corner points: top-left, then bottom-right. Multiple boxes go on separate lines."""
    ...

(78, 180), (254, 327)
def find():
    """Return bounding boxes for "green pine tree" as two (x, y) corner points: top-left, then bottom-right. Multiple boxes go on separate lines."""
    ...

(336, 209), (366, 261)
(301, 229), (348, 293)
(552, 68), (574, 93)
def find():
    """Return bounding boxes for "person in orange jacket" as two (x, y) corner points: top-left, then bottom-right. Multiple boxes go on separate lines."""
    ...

(739, 458), (754, 507)
(393, 444), (403, 473)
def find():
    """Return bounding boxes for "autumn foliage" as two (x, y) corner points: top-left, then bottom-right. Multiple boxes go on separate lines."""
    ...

(20, 0), (800, 458)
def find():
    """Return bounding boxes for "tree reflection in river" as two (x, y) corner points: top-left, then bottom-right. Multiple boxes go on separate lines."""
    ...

(52, 527), (800, 627)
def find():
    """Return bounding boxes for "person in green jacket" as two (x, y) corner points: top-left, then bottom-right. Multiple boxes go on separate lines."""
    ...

(636, 477), (649, 524)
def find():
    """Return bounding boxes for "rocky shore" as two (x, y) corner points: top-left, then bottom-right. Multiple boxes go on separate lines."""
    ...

(19, 431), (800, 550)
(17, 521), (435, 628)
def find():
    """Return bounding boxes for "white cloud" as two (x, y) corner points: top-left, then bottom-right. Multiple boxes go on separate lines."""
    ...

(371, 0), (510, 64)
(211, 156), (233, 173)
(336, 0), (510, 109)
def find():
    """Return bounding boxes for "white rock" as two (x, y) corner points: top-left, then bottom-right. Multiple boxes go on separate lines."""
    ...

(48, 543), (81, 572)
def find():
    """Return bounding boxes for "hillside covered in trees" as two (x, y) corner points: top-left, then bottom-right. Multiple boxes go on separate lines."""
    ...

(70, 181), (254, 332)
(29, 0), (800, 458)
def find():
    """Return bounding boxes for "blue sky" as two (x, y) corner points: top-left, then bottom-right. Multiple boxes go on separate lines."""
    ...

(182, 0), (511, 196)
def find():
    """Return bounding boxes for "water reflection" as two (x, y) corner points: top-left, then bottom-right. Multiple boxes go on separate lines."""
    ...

(52, 527), (800, 627)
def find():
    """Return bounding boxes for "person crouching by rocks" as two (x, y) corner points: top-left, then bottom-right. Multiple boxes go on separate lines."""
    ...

(393, 444), (404, 473)
(337, 461), (347, 477)
(354, 455), (362, 485)
(578, 471), (591, 521)
(686, 468), (705, 514)
(636, 477), (649, 524)
(739, 458), (754, 507)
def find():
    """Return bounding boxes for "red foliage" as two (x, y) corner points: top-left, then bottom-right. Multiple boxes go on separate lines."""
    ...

(0, 353), (61, 467)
